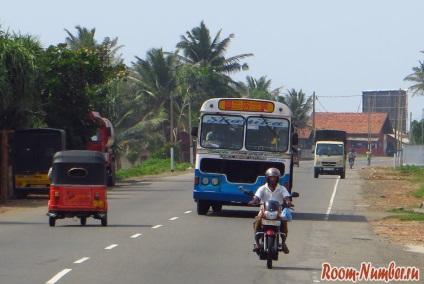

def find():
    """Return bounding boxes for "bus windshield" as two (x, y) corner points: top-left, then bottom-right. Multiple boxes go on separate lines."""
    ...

(200, 114), (244, 149)
(246, 117), (290, 152)
(199, 114), (290, 152)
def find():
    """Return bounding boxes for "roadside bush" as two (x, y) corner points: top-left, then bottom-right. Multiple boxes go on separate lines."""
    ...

(116, 157), (192, 180)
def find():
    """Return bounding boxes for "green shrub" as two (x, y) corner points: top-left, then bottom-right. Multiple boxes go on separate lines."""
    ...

(116, 157), (192, 180)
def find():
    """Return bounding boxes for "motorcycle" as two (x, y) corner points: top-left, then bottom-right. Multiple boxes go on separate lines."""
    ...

(241, 186), (299, 269)
(348, 157), (355, 169)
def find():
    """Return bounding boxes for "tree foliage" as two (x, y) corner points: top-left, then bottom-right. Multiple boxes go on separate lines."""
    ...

(175, 21), (252, 118)
(237, 76), (283, 100)
(176, 21), (252, 74)
(42, 44), (127, 149)
(404, 51), (424, 97)
(279, 89), (312, 128)
(0, 31), (45, 129)
(410, 120), (424, 144)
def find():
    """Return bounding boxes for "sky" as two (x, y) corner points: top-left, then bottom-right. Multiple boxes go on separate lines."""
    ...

(2, 0), (424, 126)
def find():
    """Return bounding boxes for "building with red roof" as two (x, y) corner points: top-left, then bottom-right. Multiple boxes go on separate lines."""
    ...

(299, 112), (395, 156)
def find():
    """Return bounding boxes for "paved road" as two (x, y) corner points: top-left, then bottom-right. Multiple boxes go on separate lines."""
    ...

(0, 157), (422, 283)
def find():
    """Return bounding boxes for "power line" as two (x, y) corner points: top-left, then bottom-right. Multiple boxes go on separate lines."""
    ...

(315, 96), (328, 112)
(316, 95), (362, 98)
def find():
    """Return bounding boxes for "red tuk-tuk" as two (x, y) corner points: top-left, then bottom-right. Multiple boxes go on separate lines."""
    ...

(47, 150), (108, 227)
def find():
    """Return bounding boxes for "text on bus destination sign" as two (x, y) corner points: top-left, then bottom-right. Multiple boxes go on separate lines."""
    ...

(202, 115), (289, 127)
(218, 99), (275, 113)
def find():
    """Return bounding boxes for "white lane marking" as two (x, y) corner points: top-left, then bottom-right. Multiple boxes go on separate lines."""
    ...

(325, 178), (340, 221)
(131, 233), (142, 238)
(46, 268), (72, 284)
(169, 217), (179, 221)
(405, 245), (424, 254)
(74, 257), (90, 264)
(184, 211), (192, 214)
(105, 244), (118, 250)
(151, 225), (162, 229)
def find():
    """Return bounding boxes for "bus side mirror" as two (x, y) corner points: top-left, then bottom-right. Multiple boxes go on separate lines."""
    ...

(191, 126), (198, 137)
(107, 127), (112, 137)
(292, 133), (298, 146)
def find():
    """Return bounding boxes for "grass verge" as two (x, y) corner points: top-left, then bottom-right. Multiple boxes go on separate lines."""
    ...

(387, 209), (424, 221)
(385, 165), (424, 221)
(115, 158), (193, 180)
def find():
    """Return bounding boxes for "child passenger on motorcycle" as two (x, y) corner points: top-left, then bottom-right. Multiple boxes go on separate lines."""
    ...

(248, 167), (292, 254)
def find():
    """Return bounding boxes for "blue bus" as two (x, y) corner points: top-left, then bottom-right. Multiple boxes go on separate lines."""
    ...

(191, 98), (298, 215)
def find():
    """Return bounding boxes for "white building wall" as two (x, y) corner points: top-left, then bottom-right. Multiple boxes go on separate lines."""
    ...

(402, 144), (424, 166)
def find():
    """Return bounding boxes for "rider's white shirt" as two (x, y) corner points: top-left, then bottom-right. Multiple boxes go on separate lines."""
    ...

(255, 183), (290, 204)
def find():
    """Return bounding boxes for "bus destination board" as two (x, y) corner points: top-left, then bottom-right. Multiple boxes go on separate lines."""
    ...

(218, 99), (275, 113)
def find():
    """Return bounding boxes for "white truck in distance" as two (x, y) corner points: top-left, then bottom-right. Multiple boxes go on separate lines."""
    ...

(313, 129), (347, 179)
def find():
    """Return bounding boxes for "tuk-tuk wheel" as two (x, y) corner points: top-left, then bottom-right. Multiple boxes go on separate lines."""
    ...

(80, 217), (87, 226)
(101, 216), (107, 227)
(49, 217), (56, 227)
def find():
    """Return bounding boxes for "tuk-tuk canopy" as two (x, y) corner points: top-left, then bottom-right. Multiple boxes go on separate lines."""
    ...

(51, 150), (107, 185)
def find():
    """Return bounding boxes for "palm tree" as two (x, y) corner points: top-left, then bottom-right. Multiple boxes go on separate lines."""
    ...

(280, 89), (313, 128)
(65, 26), (97, 49)
(65, 25), (124, 66)
(63, 25), (126, 123)
(176, 21), (253, 74)
(237, 76), (283, 100)
(175, 21), (253, 114)
(129, 48), (180, 146)
(404, 52), (424, 96)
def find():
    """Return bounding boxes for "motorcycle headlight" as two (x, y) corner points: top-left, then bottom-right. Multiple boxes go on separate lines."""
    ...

(265, 210), (279, 220)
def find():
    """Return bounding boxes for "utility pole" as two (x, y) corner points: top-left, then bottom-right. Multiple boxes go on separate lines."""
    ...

(367, 97), (371, 152)
(170, 93), (175, 172)
(312, 91), (316, 142)
(394, 98), (398, 167)
(399, 89), (404, 165)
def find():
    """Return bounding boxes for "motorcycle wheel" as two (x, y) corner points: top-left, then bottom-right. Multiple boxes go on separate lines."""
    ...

(266, 235), (275, 269)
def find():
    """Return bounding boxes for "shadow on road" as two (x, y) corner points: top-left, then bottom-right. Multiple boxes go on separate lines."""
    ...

(294, 212), (367, 222)
(206, 209), (258, 219)
(271, 265), (322, 271)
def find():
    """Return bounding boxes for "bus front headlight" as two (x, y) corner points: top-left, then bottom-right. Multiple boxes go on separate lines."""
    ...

(201, 177), (210, 185)
(211, 177), (220, 186)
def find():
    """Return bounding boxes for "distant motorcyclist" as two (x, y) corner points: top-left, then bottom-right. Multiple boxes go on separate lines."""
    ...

(348, 148), (356, 164)
(249, 167), (292, 254)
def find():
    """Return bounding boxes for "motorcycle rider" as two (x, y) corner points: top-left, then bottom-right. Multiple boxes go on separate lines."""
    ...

(248, 167), (292, 254)
(348, 148), (356, 165)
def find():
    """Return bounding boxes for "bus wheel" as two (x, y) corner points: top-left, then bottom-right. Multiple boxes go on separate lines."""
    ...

(212, 204), (222, 212)
(197, 200), (210, 215)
